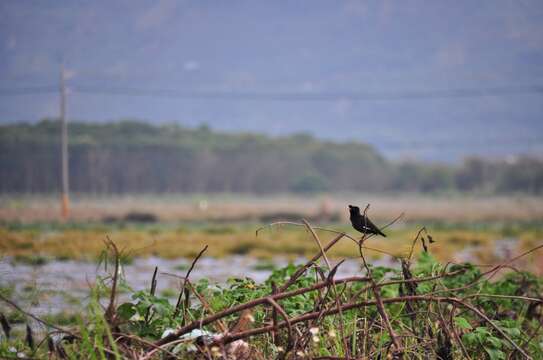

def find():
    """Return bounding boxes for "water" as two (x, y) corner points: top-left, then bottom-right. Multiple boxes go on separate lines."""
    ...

(0, 255), (397, 317)
(0, 238), (518, 317)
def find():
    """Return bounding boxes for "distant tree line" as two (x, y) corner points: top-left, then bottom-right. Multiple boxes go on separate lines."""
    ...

(1, 120), (541, 194)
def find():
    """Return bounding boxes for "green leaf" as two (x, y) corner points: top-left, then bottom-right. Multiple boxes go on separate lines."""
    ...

(484, 347), (505, 360)
(487, 336), (503, 349)
(504, 327), (521, 338)
(462, 332), (476, 346)
(474, 327), (491, 342)
(454, 317), (472, 330)
(117, 303), (136, 321)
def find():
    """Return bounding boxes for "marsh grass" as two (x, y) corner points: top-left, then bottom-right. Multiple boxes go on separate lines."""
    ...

(0, 222), (540, 267)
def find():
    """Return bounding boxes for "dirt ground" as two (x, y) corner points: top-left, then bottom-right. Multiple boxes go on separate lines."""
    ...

(1, 193), (542, 223)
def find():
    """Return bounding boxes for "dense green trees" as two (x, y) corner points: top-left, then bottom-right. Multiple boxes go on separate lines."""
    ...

(0, 120), (541, 194)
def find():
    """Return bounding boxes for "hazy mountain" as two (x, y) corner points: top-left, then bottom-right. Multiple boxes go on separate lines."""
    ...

(1, 1), (542, 162)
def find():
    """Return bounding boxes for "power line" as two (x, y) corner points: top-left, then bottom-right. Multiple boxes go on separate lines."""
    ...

(73, 84), (543, 101)
(2, 84), (542, 101)
(0, 86), (57, 96)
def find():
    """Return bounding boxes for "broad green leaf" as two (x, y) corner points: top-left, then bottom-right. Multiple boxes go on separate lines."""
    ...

(484, 347), (505, 360)
(116, 303), (136, 321)
(454, 317), (472, 330)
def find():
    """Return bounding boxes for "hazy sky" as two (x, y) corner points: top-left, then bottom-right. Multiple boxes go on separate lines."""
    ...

(1, 0), (542, 161)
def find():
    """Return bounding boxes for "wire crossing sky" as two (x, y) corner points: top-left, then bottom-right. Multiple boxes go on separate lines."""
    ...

(2, 84), (543, 100)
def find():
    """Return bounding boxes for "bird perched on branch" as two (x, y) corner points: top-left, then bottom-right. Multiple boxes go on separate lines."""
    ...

(348, 205), (386, 237)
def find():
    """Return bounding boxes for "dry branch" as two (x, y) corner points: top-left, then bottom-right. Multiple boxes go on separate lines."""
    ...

(174, 245), (208, 318)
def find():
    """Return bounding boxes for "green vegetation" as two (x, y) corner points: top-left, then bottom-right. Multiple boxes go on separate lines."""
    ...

(0, 240), (541, 359)
(0, 220), (541, 265)
(1, 120), (542, 194)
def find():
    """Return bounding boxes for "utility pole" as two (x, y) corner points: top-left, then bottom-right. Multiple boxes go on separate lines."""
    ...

(60, 64), (70, 220)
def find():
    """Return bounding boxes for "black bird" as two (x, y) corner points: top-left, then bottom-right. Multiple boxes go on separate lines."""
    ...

(348, 205), (386, 237)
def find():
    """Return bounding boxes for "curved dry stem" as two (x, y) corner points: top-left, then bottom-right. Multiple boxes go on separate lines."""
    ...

(266, 297), (294, 353)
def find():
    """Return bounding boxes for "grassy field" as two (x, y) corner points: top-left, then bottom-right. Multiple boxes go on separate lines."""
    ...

(1, 217), (542, 272)
(1, 194), (542, 269)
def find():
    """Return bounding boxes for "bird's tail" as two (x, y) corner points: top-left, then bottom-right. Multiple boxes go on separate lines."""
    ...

(378, 229), (387, 237)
